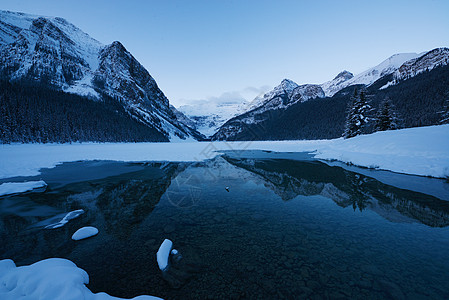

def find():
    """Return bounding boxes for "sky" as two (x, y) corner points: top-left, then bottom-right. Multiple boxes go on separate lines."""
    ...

(1, 0), (449, 107)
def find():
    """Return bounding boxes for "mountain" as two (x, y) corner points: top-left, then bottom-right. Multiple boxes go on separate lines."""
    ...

(223, 156), (449, 227)
(213, 48), (449, 141)
(0, 10), (203, 142)
(320, 70), (354, 98)
(212, 79), (326, 140)
(320, 52), (422, 97)
(392, 47), (449, 83)
(178, 100), (249, 137)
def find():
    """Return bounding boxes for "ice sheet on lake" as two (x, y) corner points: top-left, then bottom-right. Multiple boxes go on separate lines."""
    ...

(0, 258), (161, 300)
(0, 180), (47, 196)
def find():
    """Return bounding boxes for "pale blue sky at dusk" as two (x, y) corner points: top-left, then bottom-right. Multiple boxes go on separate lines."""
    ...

(1, 0), (449, 106)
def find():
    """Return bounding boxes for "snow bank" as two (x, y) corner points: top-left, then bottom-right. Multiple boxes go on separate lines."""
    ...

(0, 258), (161, 300)
(0, 180), (47, 196)
(156, 239), (173, 271)
(0, 125), (448, 178)
(72, 226), (99, 240)
(314, 125), (449, 178)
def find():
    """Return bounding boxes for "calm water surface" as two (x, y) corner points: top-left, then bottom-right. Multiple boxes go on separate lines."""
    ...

(1, 152), (449, 299)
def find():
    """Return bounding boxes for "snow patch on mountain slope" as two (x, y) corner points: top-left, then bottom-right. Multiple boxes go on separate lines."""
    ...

(64, 73), (100, 98)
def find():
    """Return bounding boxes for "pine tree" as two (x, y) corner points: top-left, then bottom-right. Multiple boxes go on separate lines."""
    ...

(343, 89), (371, 139)
(440, 97), (449, 125)
(375, 97), (399, 131)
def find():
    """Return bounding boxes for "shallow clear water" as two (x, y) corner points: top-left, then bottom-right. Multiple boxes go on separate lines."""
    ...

(1, 153), (449, 299)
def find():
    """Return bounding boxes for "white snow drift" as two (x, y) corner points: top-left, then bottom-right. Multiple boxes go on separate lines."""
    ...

(0, 258), (161, 300)
(0, 125), (448, 179)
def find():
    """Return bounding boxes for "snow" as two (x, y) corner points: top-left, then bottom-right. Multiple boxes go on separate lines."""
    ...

(321, 53), (421, 97)
(72, 226), (99, 241)
(0, 258), (161, 300)
(394, 48), (449, 81)
(156, 239), (173, 271)
(178, 100), (250, 137)
(45, 209), (85, 229)
(379, 81), (394, 90)
(0, 10), (102, 97)
(314, 125), (449, 178)
(0, 125), (448, 179)
(0, 180), (47, 196)
(64, 73), (101, 99)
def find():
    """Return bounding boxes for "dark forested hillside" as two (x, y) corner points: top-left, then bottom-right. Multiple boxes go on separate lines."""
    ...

(367, 65), (449, 128)
(213, 64), (449, 141)
(0, 80), (169, 143)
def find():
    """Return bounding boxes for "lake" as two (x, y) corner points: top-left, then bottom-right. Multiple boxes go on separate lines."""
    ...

(1, 152), (449, 299)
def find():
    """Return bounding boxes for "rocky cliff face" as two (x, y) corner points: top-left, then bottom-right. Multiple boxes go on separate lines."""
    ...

(394, 48), (449, 81)
(0, 10), (203, 141)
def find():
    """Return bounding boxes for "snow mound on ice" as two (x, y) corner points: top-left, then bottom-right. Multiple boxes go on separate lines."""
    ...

(156, 239), (173, 271)
(0, 258), (161, 300)
(72, 226), (99, 241)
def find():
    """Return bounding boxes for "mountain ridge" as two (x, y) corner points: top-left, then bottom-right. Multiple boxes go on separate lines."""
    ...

(212, 49), (449, 141)
(0, 10), (203, 142)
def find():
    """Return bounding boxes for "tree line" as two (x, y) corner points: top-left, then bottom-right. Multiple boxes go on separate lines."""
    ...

(214, 64), (449, 141)
(0, 80), (168, 143)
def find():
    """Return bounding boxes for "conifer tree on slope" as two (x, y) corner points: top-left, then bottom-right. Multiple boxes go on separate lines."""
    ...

(375, 97), (399, 132)
(440, 97), (449, 125)
(343, 89), (370, 139)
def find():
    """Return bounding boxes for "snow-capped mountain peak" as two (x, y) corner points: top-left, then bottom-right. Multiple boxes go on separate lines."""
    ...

(280, 78), (300, 97)
(320, 70), (354, 97)
(0, 10), (202, 141)
(321, 52), (421, 97)
(334, 70), (354, 81)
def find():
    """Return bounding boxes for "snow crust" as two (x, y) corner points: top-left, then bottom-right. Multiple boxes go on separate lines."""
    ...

(72, 226), (99, 240)
(0, 125), (448, 179)
(45, 209), (85, 229)
(156, 239), (173, 271)
(0, 180), (47, 196)
(0, 258), (161, 300)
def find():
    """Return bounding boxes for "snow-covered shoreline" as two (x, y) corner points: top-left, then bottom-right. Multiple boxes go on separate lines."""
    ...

(0, 180), (47, 196)
(0, 258), (161, 300)
(1, 125), (448, 179)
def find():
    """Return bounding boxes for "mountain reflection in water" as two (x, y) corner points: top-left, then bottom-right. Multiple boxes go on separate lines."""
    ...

(1, 155), (449, 299)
